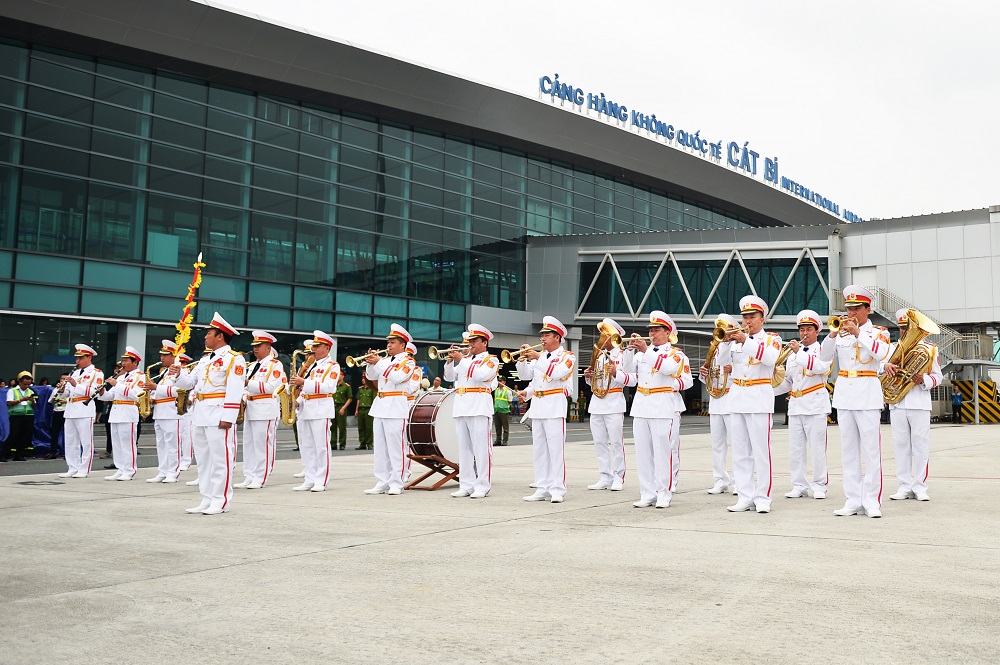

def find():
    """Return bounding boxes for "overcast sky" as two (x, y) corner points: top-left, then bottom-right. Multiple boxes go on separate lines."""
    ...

(215, 0), (999, 221)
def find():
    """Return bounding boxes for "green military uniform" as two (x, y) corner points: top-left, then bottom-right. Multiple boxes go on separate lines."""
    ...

(355, 385), (376, 450)
(332, 381), (353, 450)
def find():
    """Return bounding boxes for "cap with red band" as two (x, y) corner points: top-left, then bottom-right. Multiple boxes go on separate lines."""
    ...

(844, 285), (874, 307)
(647, 310), (675, 331)
(312, 330), (334, 347)
(121, 346), (142, 363)
(387, 323), (411, 343)
(207, 312), (239, 336)
(74, 343), (96, 357)
(739, 295), (768, 318)
(796, 309), (822, 329)
(467, 324), (493, 341)
(251, 330), (277, 346)
(159, 340), (178, 354)
(405, 342), (417, 355)
(539, 316), (566, 337)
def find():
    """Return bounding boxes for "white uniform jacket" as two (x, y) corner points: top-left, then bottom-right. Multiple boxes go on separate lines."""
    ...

(445, 351), (500, 417)
(98, 369), (143, 423)
(516, 346), (576, 419)
(773, 342), (832, 416)
(366, 352), (415, 419)
(407, 365), (423, 407)
(883, 342), (943, 411)
(727, 331), (782, 414)
(298, 356), (338, 420)
(585, 347), (628, 415)
(620, 343), (689, 419)
(61, 366), (104, 418)
(151, 365), (183, 421)
(821, 320), (891, 410)
(245, 356), (286, 421)
(699, 342), (732, 416)
(174, 345), (247, 426)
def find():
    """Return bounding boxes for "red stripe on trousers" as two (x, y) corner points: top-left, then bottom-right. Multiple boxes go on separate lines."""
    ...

(877, 428), (883, 504)
(322, 419), (331, 487)
(222, 429), (232, 510)
(130, 423), (136, 475)
(262, 419), (273, 485)
(619, 413), (627, 481)
(174, 420), (181, 475)
(400, 420), (407, 480)
(485, 415), (492, 485)
(561, 419), (566, 485)
(86, 418), (94, 473)
(667, 419), (674, 491)
(766, 415), (773, 497)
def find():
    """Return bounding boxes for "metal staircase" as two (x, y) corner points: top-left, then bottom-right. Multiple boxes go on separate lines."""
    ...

(832, 287), (981, 363)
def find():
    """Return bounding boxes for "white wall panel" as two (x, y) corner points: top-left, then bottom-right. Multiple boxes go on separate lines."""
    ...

(911, 228), (938, 262)
(963, 257), (992, 308)
(937, 226), (965, 261)
(963, 224), (991, 259)
(885, 230), (912, 264)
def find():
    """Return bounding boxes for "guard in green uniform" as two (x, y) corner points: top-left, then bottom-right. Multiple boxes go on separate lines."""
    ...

(354, 379), (376, 450)
(493, 376), (514, 446)
(4, 371), (37, 461)
(332, 374), (353, 451)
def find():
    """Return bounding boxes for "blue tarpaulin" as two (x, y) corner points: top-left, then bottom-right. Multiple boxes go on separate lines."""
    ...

(1, 384), (60, 453)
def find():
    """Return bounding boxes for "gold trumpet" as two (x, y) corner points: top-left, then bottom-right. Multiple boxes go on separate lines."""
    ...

(500, 343), (545, 363)
(345, 349), (389, 368)
(828, 314), (857, 336)
(427, 344), (470, 360)
(712, 325), (750, 342)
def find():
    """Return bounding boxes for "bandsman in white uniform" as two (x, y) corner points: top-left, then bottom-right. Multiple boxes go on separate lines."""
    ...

(56, 344), (104, 479)
(170, 313), (246, 515)
(726, 296), (782, 514)
(618, 311), (690, 509)
(445, 324), (500, 499)
(517, 316), (576, 504)
(364, 324), (416, 496)
(98, 346), (144, 481)
(235, 331), (286, 490)
(177, 352), (194, 472)
(584, 318), (628, 491)
(292, 338), (314, 480)
(699, 314), (738, 495)
(773, 310), (832, 499)
(405, 342), (422, 408)
(820, 286), (892, 518)
(141, 340), (185, 483)
(289, 331), (338, 492)
(884, 308), (942, 502)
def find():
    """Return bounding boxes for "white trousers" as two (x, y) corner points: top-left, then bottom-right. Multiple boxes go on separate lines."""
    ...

(373, 417), (408, 491)
(890, 408), (930, 494)
(709, 413), (732, 488)
(531, 418), (566, 499)
(788, 414), (828, 492)
(632, 416), (675, 504)
(191, 424), (237, 511)
(729, 413), (773, 509)
(242, 418), (278, 486)
(671, 411), (681, 490)
(838, 409), (883, 512)
(153, 419), (183, 480)
(180, 417), (193, 469)
(63, 417), (94, 475)
(110, 422), (137, 478)
(456, 415), (493, 494)
(299, 418), (331, 489)
(589, 412), (625, 485)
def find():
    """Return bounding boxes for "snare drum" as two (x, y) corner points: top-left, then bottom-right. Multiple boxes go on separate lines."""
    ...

(407, 390), (459, 465)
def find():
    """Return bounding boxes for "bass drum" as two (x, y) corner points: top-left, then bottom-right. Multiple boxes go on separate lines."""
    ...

(407, 389), (459, 465)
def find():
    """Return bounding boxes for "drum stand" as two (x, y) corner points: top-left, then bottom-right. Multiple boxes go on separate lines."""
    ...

(404, 453), (459, 490)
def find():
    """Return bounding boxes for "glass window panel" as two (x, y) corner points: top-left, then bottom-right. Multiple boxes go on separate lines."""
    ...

(339, 166), (377, 192)
(0, 42), (28, 79)
(146, 194), (200, 267)
(340, 144), (378, 172)
(474, 144), (501, 167)
(336, 313), (370, 336)
(299, 155), (336, 181)
(91, 130), (142, 160)
(337, 291), (372, 313)
(412, 145), (444, 169)
(203, 180), (245, 207)
(294, 222), (335, 285)
(340, 119), (378, 150)
(14, 283), (77, 313)
(85, 184), (139, 261)
(202, 204), (247, 276)
(83, 261), (141, 287)
(255, 119), (298, 150)
(208, 85), (254, 115)
(0, 251), (13, 278)
(252, 166), (295, 192)
(17, 171), (85, 254)
(149, 167), (202, 198)
(151, 117), (204, 150)
(207, 108), (252, 137)
(205, 155), (248, 184)
(373, 295), (406, 318)
(339, 187), (376, 213)
(15, 253), (79, 282)
(150, 143), (203, 173)
(94, 75), (149, 109)
(441, 304), (465, 323)
(23, 142), (89, 177)
(81, 289), (139, 317)
(154, 92), (206, 125)
(24, 115), (89, 150)
(206, 130), (250, 159)
(250, 213), (294, 281)
(198, 301), (245, 327)
(255, 144), (297, 173)
(96, 61), (151, 86)
(200, 276), (246, 302)
(142, 295), (180, 321)
(300, 133), (338, 160)
(156, 74), (206, 102)
(249, 281), (292, 305)
(294, 285), (334, 310)
(92, 103), (146, 135)
(0, 282), (9, 308)
(409, 300), (439, 320)
(293, 310), (332, 331)
(300, 110), (339, 139)
(143, 268), (195, 296)
(247, 305), (289, 330)
(29, 56), (93, 95)
(0, 78), (25, 107)
(252, 188), (295, 216)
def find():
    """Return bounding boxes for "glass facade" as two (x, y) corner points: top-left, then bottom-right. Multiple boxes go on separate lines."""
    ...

(0, 39), (757, 341)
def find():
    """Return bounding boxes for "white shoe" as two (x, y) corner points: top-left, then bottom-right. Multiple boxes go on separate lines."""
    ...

(834, 505), (863, 516)
(732, 487), (739, 495)
(146, 476), (166, 483)
(550, 495), (564, 503)
(246, 482), (263, 489)
(890, 490), (915, 501)
(364, 486), (388, 495)
(310, 485), (327, 492)
(632, 499), (654, 508)
(587, 480), (612, 490)
(202, 506), (229, 515)
(163, 477), (178, 483)
(178, 465), (190, 472)
(706, 484), (729, 495)
(784, 488), (808, 498)
(867, 508), (882, 518)
(529, 483), (539, 489)
(185, 503), (210, 514)
(756, 505), (771, 513)
(117, 476), (133, 481)
(387, 487), (402, 495)
(610, 481), (624, 491)
(233, 481), (250, 489)
(727, 501), (754, 512)
(293, 472), (305, 478)
(185, 479), (200, 486)
(451, 489), (471, 498)
(104, 472), (122, 481)
(915, 492), (930, 502)
(58, 471), (74, 478)
(813, 490), (827, 499)
(71, 472), (88, 478)
(470, 490), (488, 499)
(655, 499), (670, 509)
(292, 483), (314, 491)
(523, 492), (549, 502)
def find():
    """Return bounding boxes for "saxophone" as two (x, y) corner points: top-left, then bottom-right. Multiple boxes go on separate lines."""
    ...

(137, 362), (162, 419)
(280, 349), (311, 426)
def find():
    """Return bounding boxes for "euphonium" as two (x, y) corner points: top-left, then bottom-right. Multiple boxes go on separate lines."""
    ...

(880, 309), (940, 404)
(704, 318), (731, 399)
(771, 342), (796, 388)
(137, 362), (163, 419)
(589, 321), (621, 399)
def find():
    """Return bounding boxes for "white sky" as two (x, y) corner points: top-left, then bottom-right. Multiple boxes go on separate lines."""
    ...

(214, 0), (999, 221)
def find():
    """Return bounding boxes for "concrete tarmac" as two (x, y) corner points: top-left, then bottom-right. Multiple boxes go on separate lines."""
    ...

(1, 419), (997, 664)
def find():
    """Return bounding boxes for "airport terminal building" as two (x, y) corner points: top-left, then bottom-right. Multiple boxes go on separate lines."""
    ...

(0, 0), (997, 398)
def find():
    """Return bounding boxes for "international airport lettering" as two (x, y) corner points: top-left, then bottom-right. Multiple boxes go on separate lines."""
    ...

(538, 73), (864, 223)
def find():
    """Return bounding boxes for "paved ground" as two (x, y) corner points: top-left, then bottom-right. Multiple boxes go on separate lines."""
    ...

(1, 419), (997, 664)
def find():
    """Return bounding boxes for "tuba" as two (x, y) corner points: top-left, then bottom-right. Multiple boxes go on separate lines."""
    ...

(880, 309), (940, 404)
(589, 321), (621, 399)
(137, 362), (162, 419)
(704, 319), (732, 399)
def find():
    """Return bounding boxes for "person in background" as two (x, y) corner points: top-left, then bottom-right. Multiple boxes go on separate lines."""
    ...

(4, 371), (38, 461)
(493, 376), (514, 447)
(46, 372), (71, 459)
(429, 376), (445, 392)
(332, 373), (353, 451)
(354, 378), (376, 451)
(951, 385), (962, 423)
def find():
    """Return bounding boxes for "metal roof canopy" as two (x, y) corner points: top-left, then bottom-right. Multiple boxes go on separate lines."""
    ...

(940, 359), (1000, 425)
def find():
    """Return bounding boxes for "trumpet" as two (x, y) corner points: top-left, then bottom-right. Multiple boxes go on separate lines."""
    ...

(828, 314), (857, 336)
(500, 343), (545, 363)
(427, 344), (470, 360)
(345, 348), (389, 368)
(712, 325), (750, 342)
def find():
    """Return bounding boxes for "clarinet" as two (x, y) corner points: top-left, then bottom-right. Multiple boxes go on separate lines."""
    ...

(83, 363), (124, 406)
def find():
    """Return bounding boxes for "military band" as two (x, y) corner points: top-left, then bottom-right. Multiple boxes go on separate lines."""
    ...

(98, 346), (144, 481)
(699, 313), (737, 495)
(584, 318), (628, 492)
(290, 331), (338, 492)
(235, 331), (286, 490)
(56, 344), (104, 479)
(142, 340), (184, 484)
(363, 324), (415, 496)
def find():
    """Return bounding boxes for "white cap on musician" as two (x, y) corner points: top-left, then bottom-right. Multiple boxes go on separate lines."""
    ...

(467, 324), (493, 341)
(387, 323), (412, 343)
(539, 315), (566, 337)
(312, 330), (334, 347)
(717, 313), (739, 329)
(602, 318), (625, 337)
(207, 311), (239, 336)
(159, 340), (178, 354)
(178, 352), (192, 363)
(405, 342), (417, 355)
(796, 310), (822, 329)
(895, 308), (909, 326)
(74, 343), (96, 357)
(251, 330), (277, 346)
(843, 285), (874, 307)
(739, 295), (768, 319)
(121, 346), (141, 363)
(647, 310), (675, 331)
